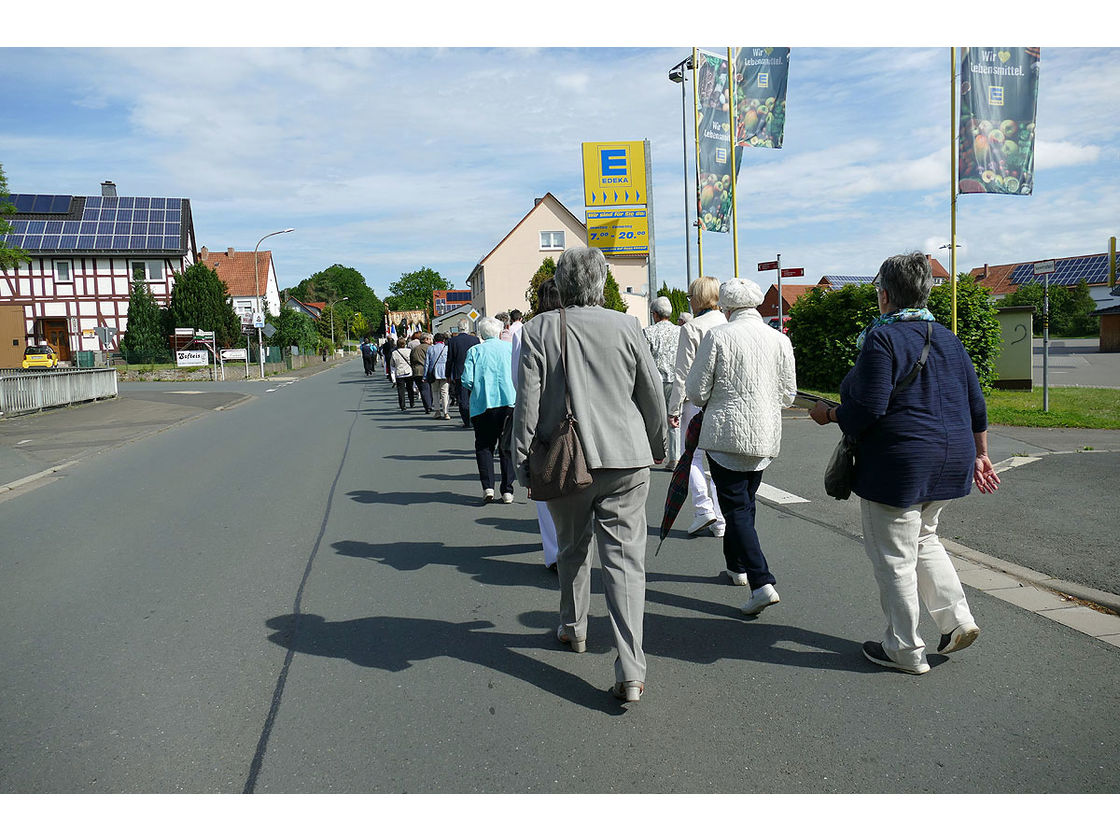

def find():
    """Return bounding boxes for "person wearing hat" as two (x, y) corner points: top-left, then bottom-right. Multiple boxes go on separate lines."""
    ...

(685, 277), (797, 614)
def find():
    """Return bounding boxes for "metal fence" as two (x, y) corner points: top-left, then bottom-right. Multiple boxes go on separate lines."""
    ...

(0, 368), (119, 417)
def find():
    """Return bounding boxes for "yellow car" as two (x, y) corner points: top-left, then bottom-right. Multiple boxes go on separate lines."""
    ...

(21, 344), (60, 369)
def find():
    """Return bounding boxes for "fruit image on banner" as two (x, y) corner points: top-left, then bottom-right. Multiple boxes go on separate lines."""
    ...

(958, 47), (1040, 195)
(695, 50), (739, 233)
(733, 47), (790, 149)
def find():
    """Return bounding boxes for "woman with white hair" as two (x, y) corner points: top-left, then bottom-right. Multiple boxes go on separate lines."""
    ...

(669, 276), (727, 540)
(512, 246), (667, 704)
(461, 316), (517, 503)
(685, 277), (797, 615)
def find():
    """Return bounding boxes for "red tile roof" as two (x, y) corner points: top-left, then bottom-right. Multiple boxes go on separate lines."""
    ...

(968, 252), (1113, 296)
(199, 247), (274, 297)
(758, 283), (826, 318)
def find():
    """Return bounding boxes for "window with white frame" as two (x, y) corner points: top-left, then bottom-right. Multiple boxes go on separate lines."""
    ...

(54, 261), (73, 284)
(540, 230), (565, 250)
(130, 260), (164, 282)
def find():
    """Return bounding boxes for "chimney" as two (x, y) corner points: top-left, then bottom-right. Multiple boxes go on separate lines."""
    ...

(227, 247), (236, 258)
(101, 181), (117, 197)
(199, 246), (209, 260)
(983, 263), (989, 279)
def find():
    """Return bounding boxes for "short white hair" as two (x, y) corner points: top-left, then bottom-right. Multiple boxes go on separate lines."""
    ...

(652, 296), (673, 318)
(477, 316), (502, 339)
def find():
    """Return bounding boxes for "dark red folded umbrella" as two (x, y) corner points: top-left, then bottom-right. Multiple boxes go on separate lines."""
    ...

(655, 410), (703, 555)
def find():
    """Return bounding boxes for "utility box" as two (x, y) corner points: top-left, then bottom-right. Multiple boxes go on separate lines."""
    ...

(993, 305), (1035, 390)
(75, 350), (96, 368)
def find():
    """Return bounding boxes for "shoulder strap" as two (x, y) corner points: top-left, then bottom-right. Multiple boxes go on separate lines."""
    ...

(559, 308), (574, 417)
(891, 321), (933, 396)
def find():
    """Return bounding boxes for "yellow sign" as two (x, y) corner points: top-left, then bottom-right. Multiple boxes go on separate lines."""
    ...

(586, 209), (649, 256)
(582, 141), (647, 207)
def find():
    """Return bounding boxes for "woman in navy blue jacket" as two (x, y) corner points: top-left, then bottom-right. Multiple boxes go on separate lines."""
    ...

(811, 252), (1000, 675)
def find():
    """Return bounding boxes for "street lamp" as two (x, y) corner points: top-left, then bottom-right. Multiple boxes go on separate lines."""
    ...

(254, 227), (295, 379)
(330, 296), (350, 350)
(669, 55), (695, 289)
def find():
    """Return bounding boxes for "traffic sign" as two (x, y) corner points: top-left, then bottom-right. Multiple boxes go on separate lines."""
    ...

(780, 267), (804, 278)
(758, 260), (779, 271)
(467, 309), (480, 322)
(1033, 260), (1055, 276)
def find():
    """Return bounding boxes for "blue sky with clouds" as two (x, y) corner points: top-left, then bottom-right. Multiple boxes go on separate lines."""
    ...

(3, 21), (1116, 302)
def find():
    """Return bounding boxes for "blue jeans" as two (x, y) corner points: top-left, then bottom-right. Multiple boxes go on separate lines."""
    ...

(707, 456), (776, 590)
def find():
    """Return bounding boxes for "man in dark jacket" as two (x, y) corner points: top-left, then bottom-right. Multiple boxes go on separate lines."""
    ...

(360, 338), (374, 375)
(410, 333), (434, 413)
(446, 318), (480, 428)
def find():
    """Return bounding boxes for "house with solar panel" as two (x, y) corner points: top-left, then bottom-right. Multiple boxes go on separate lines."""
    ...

(969, 252), (1120, 309)
(0, 181), (196, 368)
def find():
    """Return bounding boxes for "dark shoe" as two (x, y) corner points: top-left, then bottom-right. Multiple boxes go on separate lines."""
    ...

(545, 563), (558, 574)
(862, 641), (929, 675)
(611, 680), (644, 702)
(937, 622), (979, 654)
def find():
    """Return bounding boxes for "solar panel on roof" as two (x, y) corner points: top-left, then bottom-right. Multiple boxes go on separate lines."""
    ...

(86, 196), (102, 208)
(45, 220), (63, 234)
(1013, 255), (1114, 287)
(119, 197), (134, 208)
(42, 236), (60, 249)
(59, 235), (78, 249)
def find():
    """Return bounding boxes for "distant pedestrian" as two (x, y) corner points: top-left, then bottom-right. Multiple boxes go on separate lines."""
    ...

(496, 312), (512, 341)
(424, 332), (451, 420)
(810, 252), (999, 675)
(360, 337), (375, 376)
(381, 335), (394, 380)
(411, 333), (434, 413)
(508, 309), (523, 340)
(678, 312), (693, 326)
(447, 318), (480, 428)
(391, 338), (416, 410)
(644, 295), (682, 467)
(461, 317), (516, 503)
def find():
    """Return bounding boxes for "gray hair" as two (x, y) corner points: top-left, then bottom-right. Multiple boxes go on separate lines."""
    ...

(651, 295), (673, 319)
(477, 316), (502, 340)
(678, 312), (693, 325)
(555, 246), (607, 307)
(876, 252), (934, 309)
(458, 318), (471, 333)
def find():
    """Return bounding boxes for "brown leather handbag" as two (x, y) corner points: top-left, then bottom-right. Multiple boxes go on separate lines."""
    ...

(528, 308), (593, 501)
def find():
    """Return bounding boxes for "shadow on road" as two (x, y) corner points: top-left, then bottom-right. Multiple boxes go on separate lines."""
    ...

(264, 613), (625, 714)
(383, 450), (474, 461)
(346, 489), (466, 506)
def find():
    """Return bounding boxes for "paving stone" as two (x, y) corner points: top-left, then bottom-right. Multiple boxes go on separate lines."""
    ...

(1039, 606), (1120, 637)
(988, 586), (1076, 612)
(958, 568), (1024, 591)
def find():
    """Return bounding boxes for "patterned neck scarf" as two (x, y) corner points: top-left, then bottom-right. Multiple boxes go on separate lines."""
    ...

(856, 307), (936, 349)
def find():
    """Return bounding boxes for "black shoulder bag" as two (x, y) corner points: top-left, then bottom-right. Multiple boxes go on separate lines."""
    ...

(825, 321), (933, 500)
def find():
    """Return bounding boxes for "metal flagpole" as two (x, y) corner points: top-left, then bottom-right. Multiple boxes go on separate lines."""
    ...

(727, 48), (740, 277)
(692, 47), (704, 277)
(777, 253), (783, 324)
(951, 47), (959, 334)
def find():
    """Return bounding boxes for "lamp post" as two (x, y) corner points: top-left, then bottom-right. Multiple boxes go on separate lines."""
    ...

(254, 227), (294, 379)
(330, 296), (350, 352)
(669, 56), (694, 288)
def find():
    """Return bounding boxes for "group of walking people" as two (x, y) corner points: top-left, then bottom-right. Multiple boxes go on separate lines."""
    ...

(368, 245), (1001, 702)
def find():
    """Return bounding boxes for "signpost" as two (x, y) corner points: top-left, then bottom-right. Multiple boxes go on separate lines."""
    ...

(758, 256), (804, 324)
(1034, 260), (1055, 411)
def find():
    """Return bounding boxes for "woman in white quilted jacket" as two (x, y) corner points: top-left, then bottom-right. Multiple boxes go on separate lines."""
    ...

(685, 277), (797, 616)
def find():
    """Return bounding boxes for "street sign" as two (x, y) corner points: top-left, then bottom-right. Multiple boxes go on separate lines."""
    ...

(582, 141), (647, 207)
(758, 260), (779, 271)
(262, 323), (276, 338)
(253, 314), (265, 328)
(221, 348), (247, 360)
(1033, 260), (1055, 276)
(467, 309), (480, 322)
(585, 209), (649, 256)
(780, 267), (804, 279)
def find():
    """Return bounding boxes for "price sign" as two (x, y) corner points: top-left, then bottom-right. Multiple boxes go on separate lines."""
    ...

(585, 209), (649, 256)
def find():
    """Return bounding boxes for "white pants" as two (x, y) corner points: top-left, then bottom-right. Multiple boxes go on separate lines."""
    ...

(434, 379), (450, 416)
(860, 498), (975, 670)
(682, 401), (723, 524)
(536, 500), (558, 567)
(662, 380), (681, 465)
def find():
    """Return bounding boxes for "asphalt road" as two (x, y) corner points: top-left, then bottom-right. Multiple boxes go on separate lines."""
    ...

(0, 360), (1117, 793)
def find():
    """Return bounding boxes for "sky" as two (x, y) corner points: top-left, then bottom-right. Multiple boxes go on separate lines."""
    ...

(2, 6), (1116, 306)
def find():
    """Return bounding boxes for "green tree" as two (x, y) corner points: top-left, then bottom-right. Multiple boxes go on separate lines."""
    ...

(927, 274), (1002, 390)
(1000, 279), (1099, 337)
(120, 274), (169, 365)
(265, 307), (318, 354)
(525, 258), (556, 317)
(168, 262), (242, 348)
(351, 311), (370, 338)
(0, 162), (31, 271)
(383, 266), (451, 316)
(316, 302), (356, 344)
(285, 264), (384, 335)
(656, 283), (690, 322)
(603, 268), (628, 313)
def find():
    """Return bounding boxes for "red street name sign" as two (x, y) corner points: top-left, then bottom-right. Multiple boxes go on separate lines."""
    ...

(780, 267), (804, 278)
(757, 260), (779, 271)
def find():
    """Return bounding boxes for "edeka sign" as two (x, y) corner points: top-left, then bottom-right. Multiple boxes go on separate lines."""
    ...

(582, 141), (647, 207)
(958, 47), (1040, 195)
(586, 209), (649, 256)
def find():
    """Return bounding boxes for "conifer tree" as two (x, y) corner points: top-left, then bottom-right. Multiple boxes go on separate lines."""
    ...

(168, 262), (242, 347)
(121, 272), (169, 364)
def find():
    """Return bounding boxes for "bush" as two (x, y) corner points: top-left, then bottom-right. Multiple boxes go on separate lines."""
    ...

(787, 274), (1002, 391)
(1001, 279), (1099, 337)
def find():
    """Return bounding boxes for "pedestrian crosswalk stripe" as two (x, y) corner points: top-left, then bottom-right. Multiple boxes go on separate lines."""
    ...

(757, 483), (810, 504)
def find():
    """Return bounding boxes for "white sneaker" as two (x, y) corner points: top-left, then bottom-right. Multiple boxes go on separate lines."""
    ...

(741, 584), (780, 616)
(501, 492), (513, 504)
(726, 571), (749, 586)
(687, 514), (717, 536)
(710, 522), (726, 538)
(483, 488), (495, 502)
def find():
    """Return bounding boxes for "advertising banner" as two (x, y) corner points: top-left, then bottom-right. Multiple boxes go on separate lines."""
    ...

(695, 50), (738, 233)
(958, 47), (1040, 195)
(733, 47), (790, 148)
(586, 209), (649, 256)
(582, 141), (648, 207)
(176, 350), (209, 368)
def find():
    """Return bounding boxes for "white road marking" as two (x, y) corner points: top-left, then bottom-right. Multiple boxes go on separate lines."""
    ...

(757, 483), (810, 504)
(266, 388), (277, 393)
(16, 440), (31, 446)
(993, 455), (1042, 474)
(165, 390), (205, 395)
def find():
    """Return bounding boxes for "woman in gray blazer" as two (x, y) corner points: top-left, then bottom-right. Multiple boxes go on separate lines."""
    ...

(512, 247), (667, 704)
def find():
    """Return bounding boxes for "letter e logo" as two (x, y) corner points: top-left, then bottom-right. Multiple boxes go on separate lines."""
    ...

(601, 148), (627, 177)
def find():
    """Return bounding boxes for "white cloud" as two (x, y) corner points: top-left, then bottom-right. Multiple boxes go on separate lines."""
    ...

(1035, 140), (1101, 169)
